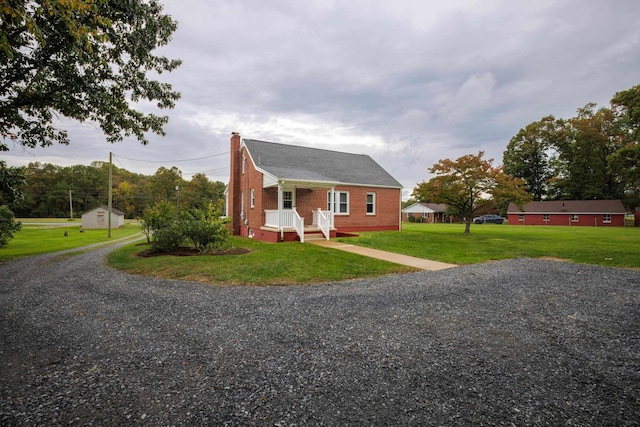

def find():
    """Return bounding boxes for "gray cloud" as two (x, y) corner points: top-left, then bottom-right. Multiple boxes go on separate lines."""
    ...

(4, 0), (640, 194)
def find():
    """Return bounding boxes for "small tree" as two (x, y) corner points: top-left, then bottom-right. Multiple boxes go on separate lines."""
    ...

(0, 205), (21, 246)
(412, 152), (531, 234)
(140, 200), (178, 242)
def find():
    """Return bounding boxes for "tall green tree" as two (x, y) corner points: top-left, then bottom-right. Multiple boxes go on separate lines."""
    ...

(552, 104), (624, 200)
(182, 173), (226, 213)
(609, 85), (640, 207)
(147, 166), (185, 205)
(0, 160), (26, 205)
(412, 152), (530, 234)
(0, 0), (181, 151)
(503, 115), (558, 200)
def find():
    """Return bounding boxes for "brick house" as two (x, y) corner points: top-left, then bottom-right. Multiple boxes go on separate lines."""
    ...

(227, 133), (403, 242)
(402, 202), (449, 223)
(507, 200), (627, 226)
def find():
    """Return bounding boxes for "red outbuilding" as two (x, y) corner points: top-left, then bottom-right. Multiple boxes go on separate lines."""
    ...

(507, 200), (627, 226)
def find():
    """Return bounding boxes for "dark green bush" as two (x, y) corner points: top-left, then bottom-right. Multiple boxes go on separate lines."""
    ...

(183, 219), (230, 252)
(151, 223), (184, 253)
(0, 205), (21, 246)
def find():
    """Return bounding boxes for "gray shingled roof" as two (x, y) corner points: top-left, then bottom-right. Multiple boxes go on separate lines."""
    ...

(242, 139), (403, 188)
(507, 200), (627, 214)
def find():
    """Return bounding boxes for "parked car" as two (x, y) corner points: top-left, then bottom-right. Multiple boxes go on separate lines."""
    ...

(473, 214), (505, 224)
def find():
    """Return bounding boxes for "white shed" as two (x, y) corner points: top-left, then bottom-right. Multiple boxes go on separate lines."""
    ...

(81, 206), (125, 229)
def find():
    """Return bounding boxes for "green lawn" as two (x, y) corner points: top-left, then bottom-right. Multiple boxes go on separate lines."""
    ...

(0, 223), (143, 261)
(5, 220), (639, 285)
(107, 236), (417, 286)
(337, 223), (640, 269)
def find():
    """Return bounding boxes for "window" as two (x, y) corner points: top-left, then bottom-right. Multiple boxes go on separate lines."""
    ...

(366, 192), (376, 215)
(250, 188), (255, 208)
(242, 151), (246, 174)
(328, 191), (349, 214)
(518, 214), (524, 221)
(423, 212), (430, 219)
(571, 214), (579, 222)
(603, 214), (611, 223)
(283, 191), (293, 209)
(543, 214), (549, 222)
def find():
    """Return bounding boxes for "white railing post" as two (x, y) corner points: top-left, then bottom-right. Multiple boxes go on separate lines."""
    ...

(292, 208), (304, 242)
(316, 209), (330, 240)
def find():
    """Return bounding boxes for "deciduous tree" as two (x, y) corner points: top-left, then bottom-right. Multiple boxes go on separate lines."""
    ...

(503, 116), (558, 200)
(0, 0), (181, 151)
(609, 85), (640, 207)
(412, 152), (530, 234)
(552, 104), (624, 200)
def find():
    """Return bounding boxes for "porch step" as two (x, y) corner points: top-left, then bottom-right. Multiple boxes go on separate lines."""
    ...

(304, 232), (327, 242)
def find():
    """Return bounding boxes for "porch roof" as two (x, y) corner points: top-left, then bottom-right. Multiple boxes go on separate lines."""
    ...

(243, 139), (403, 189)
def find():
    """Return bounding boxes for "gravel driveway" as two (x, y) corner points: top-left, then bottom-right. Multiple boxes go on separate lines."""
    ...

(1, 243), (639, 426)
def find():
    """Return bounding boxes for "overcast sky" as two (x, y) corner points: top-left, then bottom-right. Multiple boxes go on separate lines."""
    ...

(4, 0), (640, 198)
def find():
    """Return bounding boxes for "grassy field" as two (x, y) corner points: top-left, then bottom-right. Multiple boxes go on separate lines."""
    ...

(106, 236), (417, 286)
(4, 219), (639, 284)
(0, 222), (143, 261)
(337, 223), (640, 269)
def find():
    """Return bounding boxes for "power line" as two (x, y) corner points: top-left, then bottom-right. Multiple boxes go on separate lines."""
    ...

(182, 166), (230, 177)
(113, 151), (229, 163)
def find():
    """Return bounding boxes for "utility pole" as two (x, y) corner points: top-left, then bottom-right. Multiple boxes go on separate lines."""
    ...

(108, 152), (112, 238)
(69, 190), (73, 220)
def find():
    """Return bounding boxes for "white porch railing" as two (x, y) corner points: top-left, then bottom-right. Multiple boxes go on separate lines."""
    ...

(265, 209), (295, 228)
(264, 209), (305, 242)
(314, 209), (331, 240)
(292, 209), (304, 243)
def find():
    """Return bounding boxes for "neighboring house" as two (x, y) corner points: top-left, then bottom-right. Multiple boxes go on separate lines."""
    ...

(81, 205), (125, 229)
(507, 200), (627, 226)
(227, 133), (403, 242)
(402, 202), (449, 223)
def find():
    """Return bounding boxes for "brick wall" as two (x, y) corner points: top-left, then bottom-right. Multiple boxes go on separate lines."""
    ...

(508, 213), (625, 226)
(332, 186), (401, 231)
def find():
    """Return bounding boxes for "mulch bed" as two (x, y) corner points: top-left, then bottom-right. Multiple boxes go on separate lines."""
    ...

(135, 246), (251, 257)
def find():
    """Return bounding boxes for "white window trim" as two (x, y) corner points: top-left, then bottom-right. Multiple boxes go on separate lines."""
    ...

(571, 214), (579, 222)
(282, 190), (294, 210)
(543, 214), (549, 222)
(603, 214), (611, 223)
(366, 192), (376, 215)
(328, 191), (350, 215)
(518, 214), (524, 221)
(250, 188), (255, 208)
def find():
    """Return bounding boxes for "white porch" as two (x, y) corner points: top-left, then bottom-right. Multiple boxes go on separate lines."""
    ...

(264, 208), (334, 243)
(263, 181), (336, 243)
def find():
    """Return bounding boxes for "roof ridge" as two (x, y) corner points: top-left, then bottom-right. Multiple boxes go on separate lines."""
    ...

(243, 138), (370, 158)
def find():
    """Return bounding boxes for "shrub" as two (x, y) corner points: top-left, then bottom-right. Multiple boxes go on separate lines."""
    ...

(140, 200), (179, 242)
(0, 205), (21, 246)
(151, 223), (184, 253)
(183, 219), (231, 252)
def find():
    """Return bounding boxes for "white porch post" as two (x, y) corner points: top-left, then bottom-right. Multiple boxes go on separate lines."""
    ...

(277, 182), (283, 231)
(330, 186), (336, 228)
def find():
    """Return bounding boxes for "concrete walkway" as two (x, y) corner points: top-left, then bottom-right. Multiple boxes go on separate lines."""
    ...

(309, 239), (457, 271)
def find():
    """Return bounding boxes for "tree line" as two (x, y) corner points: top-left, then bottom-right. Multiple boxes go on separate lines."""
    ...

(503, 84), (640, 208)
(410, 84), (639, 233)
(6, 162), (226, 219)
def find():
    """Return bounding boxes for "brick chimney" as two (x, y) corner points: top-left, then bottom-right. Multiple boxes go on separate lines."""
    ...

(229, 132), (242, 235)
